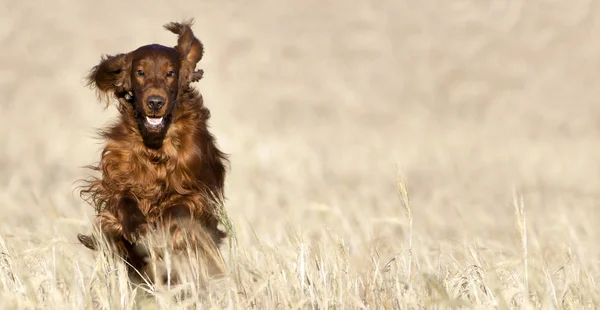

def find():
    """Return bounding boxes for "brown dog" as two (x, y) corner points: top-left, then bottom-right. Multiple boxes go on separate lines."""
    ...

(77, 20), (228, 281)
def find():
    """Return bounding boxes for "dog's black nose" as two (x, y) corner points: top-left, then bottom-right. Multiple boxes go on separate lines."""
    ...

(147, 96), (165, 111)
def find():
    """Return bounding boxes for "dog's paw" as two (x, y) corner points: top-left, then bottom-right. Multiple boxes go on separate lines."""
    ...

(77, 233), (98, 251)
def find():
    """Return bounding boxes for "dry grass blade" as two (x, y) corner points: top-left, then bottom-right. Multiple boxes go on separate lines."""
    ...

(513, 189), (528, 294)
(396, 172), (413, 284)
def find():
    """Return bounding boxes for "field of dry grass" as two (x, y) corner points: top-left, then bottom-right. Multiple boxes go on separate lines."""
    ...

(2, 0), (600, 308)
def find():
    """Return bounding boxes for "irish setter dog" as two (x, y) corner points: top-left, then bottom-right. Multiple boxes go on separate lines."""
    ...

(77, 20), (228, 280)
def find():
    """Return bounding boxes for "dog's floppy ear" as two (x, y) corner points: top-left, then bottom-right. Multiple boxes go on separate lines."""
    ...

(164, 19), (204, 84)
(86, 53), (132, 106)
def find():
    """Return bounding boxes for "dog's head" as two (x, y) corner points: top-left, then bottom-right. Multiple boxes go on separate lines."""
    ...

(87, 20), (204, 149)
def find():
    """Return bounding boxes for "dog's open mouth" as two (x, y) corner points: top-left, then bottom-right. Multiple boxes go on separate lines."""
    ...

(145, 116), (165, 129)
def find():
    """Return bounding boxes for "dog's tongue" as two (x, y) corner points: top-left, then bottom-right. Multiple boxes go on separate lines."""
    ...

(146, 117), (163, 126)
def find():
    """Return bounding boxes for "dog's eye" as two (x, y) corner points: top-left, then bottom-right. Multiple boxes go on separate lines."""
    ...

(137, 70), (145, 76)
(166, 71), (175, 77)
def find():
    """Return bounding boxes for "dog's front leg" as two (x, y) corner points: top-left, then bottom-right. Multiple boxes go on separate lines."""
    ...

(158, 204), (227, 277)
(160, 205), (199, 251)
(77, 211), (125, 250)
(78, 208), (127, 250)
(77, 196), (150, 250)
(117, 196), (151, 243)
(159, 205), (225, 249)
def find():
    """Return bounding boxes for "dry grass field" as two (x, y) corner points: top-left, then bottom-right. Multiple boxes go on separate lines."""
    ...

(2, 0), (600, 308)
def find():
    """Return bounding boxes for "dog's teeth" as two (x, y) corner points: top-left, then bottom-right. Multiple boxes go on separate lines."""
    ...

(146, 117), (163, 126)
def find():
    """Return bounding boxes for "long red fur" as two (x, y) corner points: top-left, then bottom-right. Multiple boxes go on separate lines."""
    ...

(77, 20), (228, 278)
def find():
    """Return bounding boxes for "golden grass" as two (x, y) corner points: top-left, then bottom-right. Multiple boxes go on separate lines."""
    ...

(1, 180), (598, 309)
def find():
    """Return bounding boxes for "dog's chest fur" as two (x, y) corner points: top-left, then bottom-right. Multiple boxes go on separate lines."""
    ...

(101, 119), (201, 216)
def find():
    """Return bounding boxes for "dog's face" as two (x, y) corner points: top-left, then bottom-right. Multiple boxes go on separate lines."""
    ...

(129, 45), (180, 137)
(87, 21), (204, 149)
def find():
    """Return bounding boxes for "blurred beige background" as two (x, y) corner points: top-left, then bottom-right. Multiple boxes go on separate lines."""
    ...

(1, 0), (600, 253)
